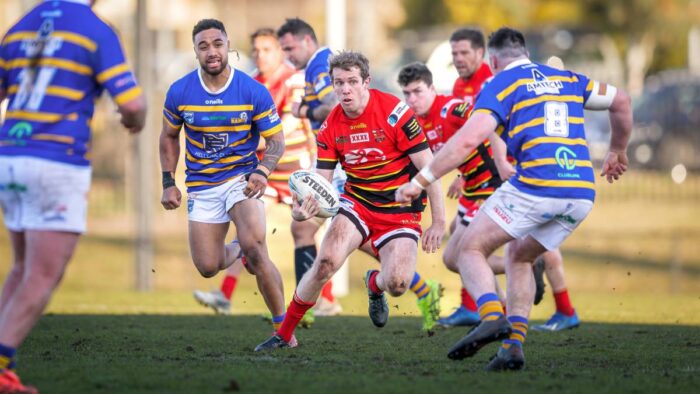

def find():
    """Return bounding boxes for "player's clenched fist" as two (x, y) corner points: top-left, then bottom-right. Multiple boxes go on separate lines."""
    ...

(244, 172), (268, 199)
(161, 186), (182, 210)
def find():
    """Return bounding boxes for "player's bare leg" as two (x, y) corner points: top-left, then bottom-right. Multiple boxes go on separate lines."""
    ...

(188, 221), (231, 278)
(0, 231), (26, 311)
(533, 248), (580, 331)
(375, 238), (417, 297)
(0, 231), (79, 347)
(230, 198), (286, 317)
(255, 215), (362, 351)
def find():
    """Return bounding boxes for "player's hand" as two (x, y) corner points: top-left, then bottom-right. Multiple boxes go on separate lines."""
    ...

(600, 151), (629, 183)
(447, 176), (463, 199)
(244, 172), (268, 198)
(422, 220), (445, 253)
(291, 193), (320, 221)
(496, 159), (516, 181)
(395, 182), (422, 204)
(161, 186), (182, 210)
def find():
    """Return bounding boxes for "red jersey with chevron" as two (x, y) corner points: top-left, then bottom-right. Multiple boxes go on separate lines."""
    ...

(452, 62), (492, 110)
(417, 94), (502, 201)
(316, 89), (429, 213)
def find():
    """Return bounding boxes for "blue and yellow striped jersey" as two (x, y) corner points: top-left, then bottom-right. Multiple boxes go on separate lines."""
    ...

(0, 0), (142, 166)
(473, 59), (596, 201)
(163, 67), (282, 192)
(303, 47), (333, 134)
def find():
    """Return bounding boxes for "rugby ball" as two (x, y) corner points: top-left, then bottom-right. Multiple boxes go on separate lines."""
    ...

(288, 170), (340, 218)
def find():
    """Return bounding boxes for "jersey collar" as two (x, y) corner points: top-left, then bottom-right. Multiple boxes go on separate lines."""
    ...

(198, 65), (235, 95)
(306, 46), (329, 68)
(504, 58), (532, 71)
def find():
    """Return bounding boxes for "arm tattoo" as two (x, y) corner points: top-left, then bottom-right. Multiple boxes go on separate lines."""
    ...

(314, 92), (338, 122)
(259, 132), (285, 173)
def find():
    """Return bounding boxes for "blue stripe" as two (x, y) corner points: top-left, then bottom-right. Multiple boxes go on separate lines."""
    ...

(409, 272), (421, 288)
(476, 293), (500, 307)
(508, 315), (529, 325)
(272, 314), (285, 324)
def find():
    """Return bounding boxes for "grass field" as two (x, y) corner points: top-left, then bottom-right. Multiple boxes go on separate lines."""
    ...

(1, 172), (699, 392)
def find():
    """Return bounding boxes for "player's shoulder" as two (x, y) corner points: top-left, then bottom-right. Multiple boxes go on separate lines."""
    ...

(167, 68), (199, 96)
(436, 95), (467, 118)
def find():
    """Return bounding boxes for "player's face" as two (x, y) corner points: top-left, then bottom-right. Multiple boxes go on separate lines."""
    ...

(451, 39), (484, 79)
(332, 67), (369, 117)
(194, 28), (229, 76)
(401, 80), (436, 117)
(252, 35), (283, 76)
(279, 33), (311, 70)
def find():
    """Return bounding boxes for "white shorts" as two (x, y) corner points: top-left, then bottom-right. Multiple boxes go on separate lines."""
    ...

(187, 176), (248, 223)
(481, 182), (593, 250)
(0, 156), (91, 233)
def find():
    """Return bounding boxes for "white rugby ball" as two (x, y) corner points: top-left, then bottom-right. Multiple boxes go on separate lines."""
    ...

(288, 170), (340, 218)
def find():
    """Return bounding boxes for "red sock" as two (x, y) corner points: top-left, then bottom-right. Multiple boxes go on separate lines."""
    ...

(368, 271), (382, 295)
(554, 289), (575, 316)
(461, 288), (478, 312)
(321, 280), (335, 302)
(277, 293), (315, 343)
(220, 274), (238, 300)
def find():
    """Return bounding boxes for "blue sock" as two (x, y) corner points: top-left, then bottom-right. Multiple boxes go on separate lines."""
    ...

(0, 343), (16, 371)
(503, 315), (529, 349)
(272, 314), (285, 331)
(476, 293), (504, 321)
(409, 272), (431, 300)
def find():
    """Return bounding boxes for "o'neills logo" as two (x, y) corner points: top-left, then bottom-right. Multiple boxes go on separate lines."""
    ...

(350, 123), (367, 130)
(205, 99), (223, 105)
(302, 176), (336, 207)
(492, 206), (512, 224)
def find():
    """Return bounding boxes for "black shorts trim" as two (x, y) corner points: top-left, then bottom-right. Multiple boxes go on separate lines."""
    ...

(375, 232), (419, 252)
(338, 207), (369, 243)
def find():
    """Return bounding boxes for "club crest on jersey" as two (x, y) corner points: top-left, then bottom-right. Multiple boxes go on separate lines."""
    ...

(371, 129), (386, 143)
(183, 112), (195, 124)
(387, 102), (409, 126)
(527, 69), (563, 95)
(230, 112), (248, 124)
(350, 133), (369, 144)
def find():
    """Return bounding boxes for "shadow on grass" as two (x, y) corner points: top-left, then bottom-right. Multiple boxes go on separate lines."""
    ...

(19, 315), (700, 394)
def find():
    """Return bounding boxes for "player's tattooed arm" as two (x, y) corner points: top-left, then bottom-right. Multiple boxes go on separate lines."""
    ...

(311, 92), (338, 122)
(259, 130), (285, 173)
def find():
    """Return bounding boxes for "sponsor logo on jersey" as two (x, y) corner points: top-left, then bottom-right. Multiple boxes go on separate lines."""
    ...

(344, 148), (386, 165)
(426, 129), (439, 141)
(205, 99), (224, 105)
(350, 123), (367, 130)
(335, 136), (348, 144)
(317, 140), (328, 150)
(451, 102), (469, 118)
(527, 69), (563, 95)
(401, 116), (422, 140)
(555, 146), (577, 170)
(8, 122), (33, 140)
(492, 205), (513, 224)
(387, 102), (409, 126)
(230, 112), (248, 124)
(350, 133), (370, 144)
(301, 175), (337, 207)
(183, 112), (194, 124)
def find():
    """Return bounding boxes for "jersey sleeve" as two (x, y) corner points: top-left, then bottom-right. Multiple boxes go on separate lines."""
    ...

(315, 120), (338, 170)
(0, 40), (7, 91)
(93, 26), (142, 106)
(162, 84), (183, 129)
(251, 84), (283, 138)
(574, 71), (593, 104)
(391, 101), (429, 154)
(472, 82), (507, 126)
(309, 63), (333, 101)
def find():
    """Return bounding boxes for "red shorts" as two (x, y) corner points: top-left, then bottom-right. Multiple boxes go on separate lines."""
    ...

(457, 197), (486, 226)
(337, 195), (422, 255)
(264, 179), (293, 205)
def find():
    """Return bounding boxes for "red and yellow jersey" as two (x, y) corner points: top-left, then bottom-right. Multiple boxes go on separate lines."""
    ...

(418, 94), (502, 201)
(253, 63), (314, 185)
(316, 89), (429, 213)
(452, 62), (492, 109)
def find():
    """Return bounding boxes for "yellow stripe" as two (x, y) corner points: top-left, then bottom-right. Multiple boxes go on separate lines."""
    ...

(53, 31), (97, 52)
(114, 86), (143, 106)
(512, 322), (529, 331)
(521, 137), (587, 152)
(46, 85), (84, 100)
(517, 175), (595, 189)
(586, 80), (594, 92)
(508, 117), (544, 138)
(410, 278), (425, 291)
(511, 95), (583, 113)
(177, 105), (253, 112)
(185, 134), (203, 149)
(6, 58), (91, 75)
(260, 124), (283, 138)
(416, 287), (430, 298)
(252, 109), (271, 121)
(0, 355), (10, 369)
(520, 158), (592, 169)
(0, 58), (5, 69)
(6, 110), (62, 122)
(1, 31), (35, 45)
(351, 183), (398, 192)
(163, 114), (180, 129)
(305, 94), (318, 100)
(32, 134), (75, 144)
(478, 301), (503, 316)
(496, 75), (579, 101)
(317, 85), (333, 100)
(186, 150), (255, 165)
(97, 63), (129, 83)
(164, 107), (181, 120)
(510, 332), (526, 343)
(352, 159), (393, 170)
(191, 161), (251, 174)
(187, 124), (251, 133)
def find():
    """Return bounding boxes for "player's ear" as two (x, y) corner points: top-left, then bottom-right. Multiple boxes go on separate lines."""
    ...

(365, 76), (371, 86)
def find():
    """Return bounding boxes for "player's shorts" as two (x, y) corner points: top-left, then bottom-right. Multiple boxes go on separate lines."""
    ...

(187, 175), (248, 223)
(0, 156), (91, 233)
(481, 182), (593, 250)
(456, 196), (488, 226)
(337, 195), (422, 255)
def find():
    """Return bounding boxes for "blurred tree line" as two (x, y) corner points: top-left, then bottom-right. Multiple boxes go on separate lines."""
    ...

(400, 0), (700, 92)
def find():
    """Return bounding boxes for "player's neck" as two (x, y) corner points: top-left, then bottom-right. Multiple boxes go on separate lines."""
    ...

(200, 65), (231, 91)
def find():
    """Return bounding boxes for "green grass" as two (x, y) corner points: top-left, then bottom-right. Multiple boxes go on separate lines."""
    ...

(19, 314), (700, 394)
(1, 171), (700, 392)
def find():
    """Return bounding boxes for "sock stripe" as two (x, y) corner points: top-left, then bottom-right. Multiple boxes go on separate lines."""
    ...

(0, 356), (11, 370)
(409, 272), (421, 288)
(410, 279), (425, 292)
(478, 301), (504, 321)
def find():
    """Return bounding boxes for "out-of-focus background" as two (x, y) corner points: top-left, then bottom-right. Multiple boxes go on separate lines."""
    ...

(1, 0), (699, 321)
